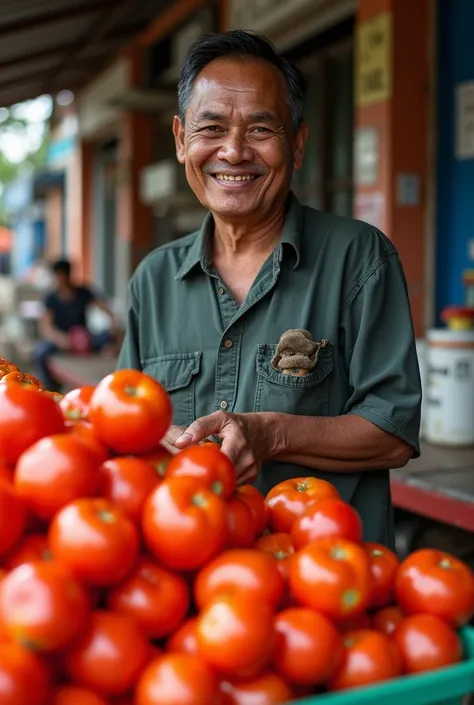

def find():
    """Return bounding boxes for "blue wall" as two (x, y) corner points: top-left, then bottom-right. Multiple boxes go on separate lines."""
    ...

(436, 0), (474, 317)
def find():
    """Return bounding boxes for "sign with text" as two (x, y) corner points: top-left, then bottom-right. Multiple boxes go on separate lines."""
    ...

(356, 12), (392, 106)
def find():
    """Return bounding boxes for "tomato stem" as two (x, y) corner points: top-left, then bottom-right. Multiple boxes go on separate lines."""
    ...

(191, 493), (207, 508)
(124, 385), (139, 397)
(439, 558), (452, 570)
(98, 510), (116, 524)
(211, 480), (224, 495)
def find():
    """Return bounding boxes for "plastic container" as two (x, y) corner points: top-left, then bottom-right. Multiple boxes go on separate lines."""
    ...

(292, 626), (474, 705)
(441, 306), (474, 331)
(425, 329), (474, 446)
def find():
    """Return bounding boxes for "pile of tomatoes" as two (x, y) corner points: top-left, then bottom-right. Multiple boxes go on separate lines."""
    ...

(0, 358), (474, 705)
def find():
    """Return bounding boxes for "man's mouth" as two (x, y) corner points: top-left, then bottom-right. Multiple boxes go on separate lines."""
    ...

(214, 174), (257, 182)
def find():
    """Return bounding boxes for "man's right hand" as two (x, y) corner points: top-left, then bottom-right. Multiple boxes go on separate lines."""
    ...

(161, 425), (187, 455)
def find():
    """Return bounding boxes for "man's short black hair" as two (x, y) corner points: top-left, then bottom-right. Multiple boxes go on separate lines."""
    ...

(51, 259), (71, 276)
(177, 29), (307, 133)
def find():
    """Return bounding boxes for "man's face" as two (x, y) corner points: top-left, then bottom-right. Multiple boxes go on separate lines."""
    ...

(173, 56), (307, 220)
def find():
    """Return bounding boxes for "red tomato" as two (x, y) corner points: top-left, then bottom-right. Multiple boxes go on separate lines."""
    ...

(49, 498), (139, 586)
(0, 372), (41, 390)
(0, 560), (89, 651)
(0, 363), (20, 378)
(136, 653), (221, 705)
(100, 457), (160, 524)
(194, 548), (284, 611)
(64, 610), (150, 697)
(328, 629), (402, 691)
(291, 498), (362, 550)
(0, 479), (26, 558)
(166, 618), (199, 655)
(0, 384), (65, 465)
(255, 533), (295, 582)
(107, 556), (190, 639)
(15, 434), (102, 521)
(59, 386), (95, 421)
(289, 537), (372, 619)
(225, 495), (257, 548)
(220, 672), (294, 705)
(166, 443), (236, 499)
(393, 614), (462, 674)
(4, 534), (51, 570)
(142, 477), (227, 571)
(89, 370), (172, 454)
(50, 686), (109, 705)
(139, 445), (171, 478)
(372, 605), (404, 636)
(196, 595), (275, 678)
(395, 548), (474, 627)
(0, 639), (50, 705)
(0, 461), (12, 483)
(236, 485), (268, 536)
(265, 477), (340, 533)
(65, 420), (110, 463)
(42, 391), (64, 403)
(274, 607), (343, 685)
(366, 542), (399, 609)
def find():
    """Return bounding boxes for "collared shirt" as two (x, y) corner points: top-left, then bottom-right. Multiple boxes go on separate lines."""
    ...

(117, 193), (421, 546)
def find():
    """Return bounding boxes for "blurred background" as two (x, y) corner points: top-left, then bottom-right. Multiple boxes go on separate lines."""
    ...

(0, 0), (474, 557)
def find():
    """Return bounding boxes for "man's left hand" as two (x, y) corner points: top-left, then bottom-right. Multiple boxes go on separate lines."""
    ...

(175, 412), (276, 485)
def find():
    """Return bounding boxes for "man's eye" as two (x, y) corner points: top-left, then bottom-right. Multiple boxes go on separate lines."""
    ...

(252, 126), (271, 133)
(202, 125), (222, 133)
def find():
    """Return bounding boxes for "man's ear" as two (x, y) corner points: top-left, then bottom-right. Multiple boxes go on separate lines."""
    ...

(293, 122), (308, 171)
(173, 115), (186, 164)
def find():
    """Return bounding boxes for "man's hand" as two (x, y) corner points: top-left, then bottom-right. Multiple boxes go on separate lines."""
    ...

(175, 412), (276, 485)
(162, 424), (187, 455)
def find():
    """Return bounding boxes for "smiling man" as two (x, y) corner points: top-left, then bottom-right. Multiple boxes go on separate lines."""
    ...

(117, 30), (422, 546)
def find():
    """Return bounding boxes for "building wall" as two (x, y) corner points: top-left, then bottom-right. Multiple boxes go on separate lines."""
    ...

(436, 0), (474, 316)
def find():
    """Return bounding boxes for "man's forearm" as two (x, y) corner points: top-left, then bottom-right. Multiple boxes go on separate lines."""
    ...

(265, 412), (414, 473)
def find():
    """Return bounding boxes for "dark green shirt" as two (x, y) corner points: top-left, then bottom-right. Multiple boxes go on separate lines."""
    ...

(118, 194), (421, 546)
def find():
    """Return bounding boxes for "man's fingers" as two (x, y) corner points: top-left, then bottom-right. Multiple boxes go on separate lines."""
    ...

(164, 425), (187, 444)
(175, 412), (226, 448)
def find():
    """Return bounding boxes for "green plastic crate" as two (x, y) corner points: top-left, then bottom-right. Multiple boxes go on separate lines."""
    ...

(291, 627), (474, 705)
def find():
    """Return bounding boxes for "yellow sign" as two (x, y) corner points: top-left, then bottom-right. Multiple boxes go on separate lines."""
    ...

(356, 12), (392, 106)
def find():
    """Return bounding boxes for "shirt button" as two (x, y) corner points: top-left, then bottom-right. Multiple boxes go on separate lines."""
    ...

(223, 339), (233, 348)
(220, 400), (228, 410)
(218, 287), (225, 295)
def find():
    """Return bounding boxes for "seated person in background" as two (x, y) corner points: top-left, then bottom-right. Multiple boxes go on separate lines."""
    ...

(35, 259), (117, 390)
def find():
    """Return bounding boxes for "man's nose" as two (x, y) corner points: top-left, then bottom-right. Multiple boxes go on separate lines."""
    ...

(217, 131), (254, 163)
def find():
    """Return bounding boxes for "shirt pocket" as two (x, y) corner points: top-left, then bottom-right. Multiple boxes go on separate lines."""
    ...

(254, 342), (334, 417)
(141, 351), (201, 428)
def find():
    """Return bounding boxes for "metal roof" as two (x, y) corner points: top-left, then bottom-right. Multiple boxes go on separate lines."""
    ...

(0, 0), (174, 108)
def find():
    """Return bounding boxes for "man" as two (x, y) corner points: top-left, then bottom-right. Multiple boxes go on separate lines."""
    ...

(117, 30), (421, 546)
(35, 259), (117, 390)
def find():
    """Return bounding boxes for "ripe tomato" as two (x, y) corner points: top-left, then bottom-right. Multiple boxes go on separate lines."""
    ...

(49, 498), (139, 586)
(220, 672), (294, 705)
(0, 363), (19, 378)
(289, 537), (372, 619)
(89, 369), (172, 454)
(274, 607), (343, 685)
(166, 443), (236, 498)
(0, 479), (26, 558)
(395, 548), (474, 627)
(142, 477), (227, 571)
(328, 629), (402, 691)
(59, 386), (95, 421)
(255, 533), (295, 582)
(50, 686), (108, 705)
(0, 560), (89, 651)
(0, 639), (50, 705)
(0, 461), (12, 483)
(291, 498), (362, 549)
(64, 610), (150, 697)
(136, 653), (221, 705)
(0, 384), (65, 465)
(100, 457), (160, 524)
(4, 534), (50, 570)
(0, 372), (41, 389)
(236, 485), (268, 535)
(166, 617), (199, 655)
(42, 390), (64, 403)
(65, 420), (110, 463)
(393, 614), (462, 673)
(265, 477), (339, 533)
(15, 434), (102, 521)
(196, 595), (275, 678)
(372, 605), (404, 636)
(107, 556), (190, 639)
(366, 542), (399, 609)
(194, 548), (284, 611)
(139, 444), (171, 478)
(225, 495), (257, 548)
(337, 612), (372, 633)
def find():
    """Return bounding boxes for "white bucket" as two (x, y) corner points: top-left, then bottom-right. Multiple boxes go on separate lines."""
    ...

(425, 329), (474, 446)
(415, 338), (427, 439)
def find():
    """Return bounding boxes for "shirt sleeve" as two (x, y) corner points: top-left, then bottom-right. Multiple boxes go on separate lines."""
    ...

(116, 282), (142, 371)
(341, 252), (421, 455)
